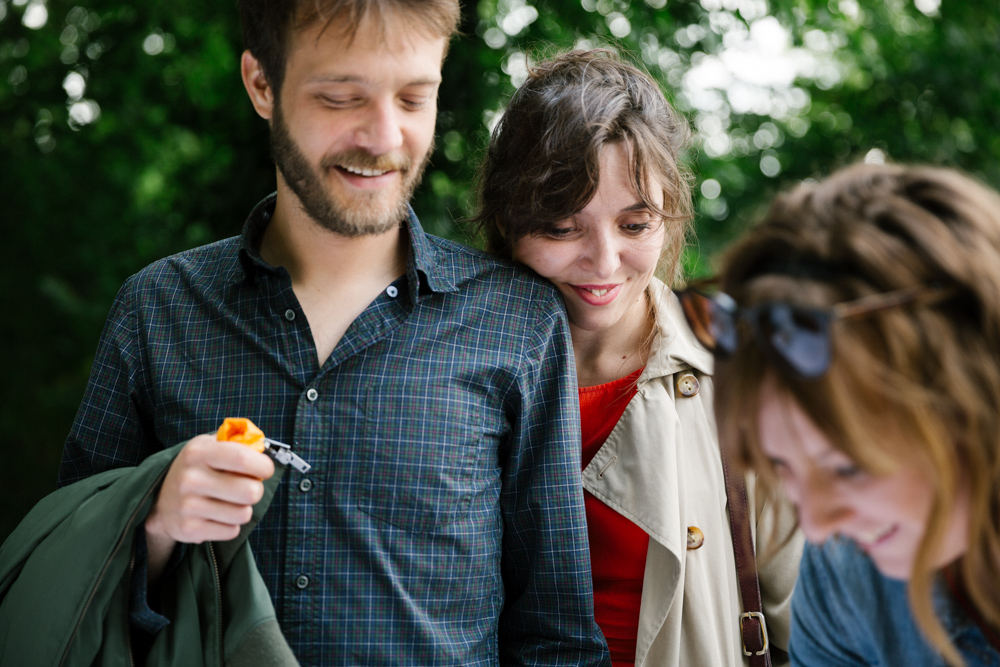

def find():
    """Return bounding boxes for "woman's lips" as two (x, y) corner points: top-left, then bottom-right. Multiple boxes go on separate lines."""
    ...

(571, 283), (622, 306)
(857, 524), (899, 551)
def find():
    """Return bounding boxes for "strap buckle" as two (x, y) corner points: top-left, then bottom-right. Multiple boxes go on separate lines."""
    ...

(740, 611), (769, 656)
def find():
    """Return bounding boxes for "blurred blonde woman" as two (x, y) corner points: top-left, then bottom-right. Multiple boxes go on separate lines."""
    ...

(475, 49), (802, 667)
(696, 163), (1000, 666)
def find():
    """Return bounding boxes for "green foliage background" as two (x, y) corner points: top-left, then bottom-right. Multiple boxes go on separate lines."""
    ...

(2, 0), (999, 542)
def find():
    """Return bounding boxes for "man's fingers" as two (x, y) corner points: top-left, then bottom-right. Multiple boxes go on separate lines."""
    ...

(183, 435), (276, 480)
(173, 464), (266, 507)
(146, 435), (274, 547)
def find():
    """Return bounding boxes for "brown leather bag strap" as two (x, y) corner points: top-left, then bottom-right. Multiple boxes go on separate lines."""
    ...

(721, 451), (772, 667)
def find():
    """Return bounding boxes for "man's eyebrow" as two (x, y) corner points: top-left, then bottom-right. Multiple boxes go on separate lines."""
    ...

(305, 74), (442, 86)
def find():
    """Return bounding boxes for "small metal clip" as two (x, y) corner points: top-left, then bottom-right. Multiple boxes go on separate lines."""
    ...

(263, 439), (312, 474)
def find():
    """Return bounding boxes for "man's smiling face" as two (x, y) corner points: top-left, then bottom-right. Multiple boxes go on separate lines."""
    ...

(269, 11), (445, 236)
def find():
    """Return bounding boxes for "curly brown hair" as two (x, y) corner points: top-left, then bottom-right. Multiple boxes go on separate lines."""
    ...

(472, 49), (693, 282)
(715, 162), (1000, 667)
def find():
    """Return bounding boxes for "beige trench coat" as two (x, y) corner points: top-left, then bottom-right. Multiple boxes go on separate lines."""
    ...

(581, 279), (803, 667)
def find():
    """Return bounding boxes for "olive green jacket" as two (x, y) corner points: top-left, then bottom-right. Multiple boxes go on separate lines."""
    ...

(0, 441), (298, 667)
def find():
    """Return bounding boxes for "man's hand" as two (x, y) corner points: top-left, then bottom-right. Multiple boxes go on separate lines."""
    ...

(144, 434), (275, 582)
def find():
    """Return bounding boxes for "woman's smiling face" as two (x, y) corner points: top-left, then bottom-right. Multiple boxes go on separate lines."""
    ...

(511, 142), (665, 336)
(756, 374), (971, 580)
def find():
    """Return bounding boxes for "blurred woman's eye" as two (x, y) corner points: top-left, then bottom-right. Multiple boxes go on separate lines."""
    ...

(833, 463), (865, 480)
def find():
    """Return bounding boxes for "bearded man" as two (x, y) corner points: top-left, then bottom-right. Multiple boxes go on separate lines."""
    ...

(56, 1), (610, 664)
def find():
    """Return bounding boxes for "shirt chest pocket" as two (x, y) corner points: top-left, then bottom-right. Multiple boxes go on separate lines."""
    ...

(358, 383), (492, 533)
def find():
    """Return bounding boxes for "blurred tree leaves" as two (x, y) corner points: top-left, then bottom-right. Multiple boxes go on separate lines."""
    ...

(2, 0), (999, 541)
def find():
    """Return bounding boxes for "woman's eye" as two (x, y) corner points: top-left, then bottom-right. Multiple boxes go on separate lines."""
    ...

(621, 222), (652, 234)
(833, 463), (865, 480)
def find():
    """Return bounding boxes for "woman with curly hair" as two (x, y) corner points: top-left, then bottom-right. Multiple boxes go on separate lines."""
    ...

(699, 162), (1000, 666)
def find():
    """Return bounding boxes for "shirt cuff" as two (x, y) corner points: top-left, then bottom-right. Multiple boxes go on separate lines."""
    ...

(129, 524), (186, 635)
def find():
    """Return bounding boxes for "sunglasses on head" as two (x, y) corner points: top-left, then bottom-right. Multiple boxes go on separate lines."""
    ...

(675, 279), (957, 380)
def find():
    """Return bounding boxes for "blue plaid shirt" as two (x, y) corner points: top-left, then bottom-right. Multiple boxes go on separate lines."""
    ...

(59, 194), (610, 666)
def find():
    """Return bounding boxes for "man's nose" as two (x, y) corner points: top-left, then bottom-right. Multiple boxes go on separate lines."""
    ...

(354, 99), (404, 155)
(793, 478), (853, 544)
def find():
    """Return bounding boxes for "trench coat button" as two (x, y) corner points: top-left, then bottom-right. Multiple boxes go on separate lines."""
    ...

(687, 526), (705, 550)
(677, 373), (700, 397)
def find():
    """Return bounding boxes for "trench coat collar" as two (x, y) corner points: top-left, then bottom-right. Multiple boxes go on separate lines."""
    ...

(638, 278), (714, 384)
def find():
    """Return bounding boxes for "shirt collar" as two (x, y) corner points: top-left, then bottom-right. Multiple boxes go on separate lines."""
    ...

(235, 192), (457, 297)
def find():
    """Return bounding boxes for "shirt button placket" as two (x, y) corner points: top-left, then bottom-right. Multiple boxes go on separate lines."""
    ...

(287, 384), (321, 651)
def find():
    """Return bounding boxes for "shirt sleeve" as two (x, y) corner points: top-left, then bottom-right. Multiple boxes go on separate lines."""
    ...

(58, 277), (171, 636)
(58, 276), (159, 486)
(497, 295), (611, 666)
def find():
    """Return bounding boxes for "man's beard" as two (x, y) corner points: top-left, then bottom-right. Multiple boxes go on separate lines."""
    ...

(269, 102), (432, 237)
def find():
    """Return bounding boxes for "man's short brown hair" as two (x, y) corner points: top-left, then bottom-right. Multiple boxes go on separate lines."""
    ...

(238, 0), (461, 94)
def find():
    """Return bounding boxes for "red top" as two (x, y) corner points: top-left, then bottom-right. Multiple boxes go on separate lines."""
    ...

(579, 368), (649, 667)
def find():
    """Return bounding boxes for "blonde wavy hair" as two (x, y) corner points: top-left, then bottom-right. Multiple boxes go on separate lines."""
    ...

(714, 163), (1000, 667)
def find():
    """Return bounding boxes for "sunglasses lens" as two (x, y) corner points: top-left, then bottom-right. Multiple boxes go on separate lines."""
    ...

(679, 290), (738, 355)
(757, 304), (832, 379)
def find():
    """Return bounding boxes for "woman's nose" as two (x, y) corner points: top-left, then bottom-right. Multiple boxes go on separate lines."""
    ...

(579, 230), (620, 279)
(793, 478), (854, 544)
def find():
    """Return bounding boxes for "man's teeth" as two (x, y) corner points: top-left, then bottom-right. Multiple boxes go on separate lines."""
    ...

(343, 165), (388, 177)
(588, 288), (609, 297)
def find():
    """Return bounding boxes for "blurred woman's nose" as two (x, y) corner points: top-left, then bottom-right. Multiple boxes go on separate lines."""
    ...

(788, 475), (853, 544)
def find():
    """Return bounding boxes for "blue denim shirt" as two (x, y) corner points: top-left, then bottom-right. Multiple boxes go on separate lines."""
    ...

(59, 195), (610, 666)
(791, 539), (1000, 666)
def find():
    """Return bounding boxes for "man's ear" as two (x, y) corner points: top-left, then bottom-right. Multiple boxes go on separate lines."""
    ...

(241, 50), (275, 120)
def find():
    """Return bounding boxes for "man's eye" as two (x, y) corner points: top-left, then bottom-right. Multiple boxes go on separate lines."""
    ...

(320, 96), (356, 107)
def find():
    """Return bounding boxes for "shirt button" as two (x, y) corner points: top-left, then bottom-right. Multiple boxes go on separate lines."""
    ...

(299, 478), (313, 493)
(284, 309), (296, 322)
(386, 285), (398, 298)
(677, 373), (700, 397)
(306, 388), (319, 402)
(687, 526), (705, 550)
(295, 575), (310, 589)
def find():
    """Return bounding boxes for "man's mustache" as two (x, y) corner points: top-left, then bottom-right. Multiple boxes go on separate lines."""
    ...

(321, 148), (412, 174)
